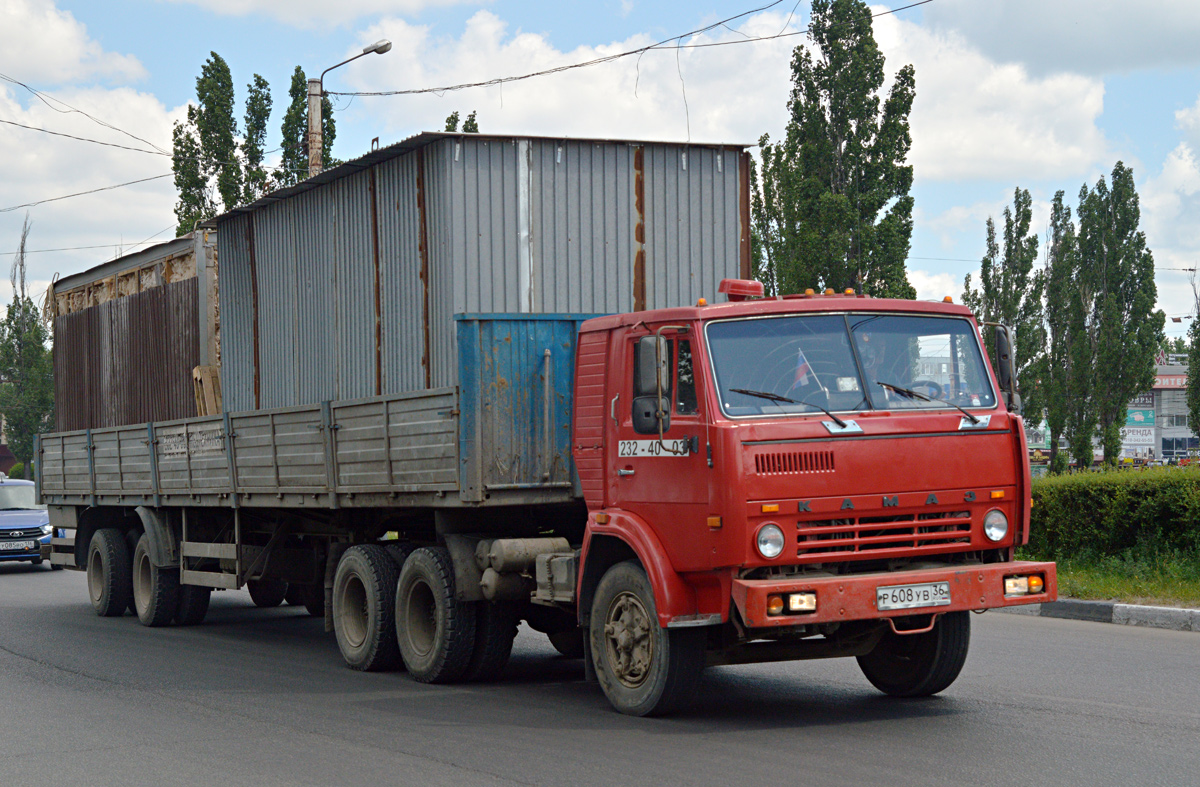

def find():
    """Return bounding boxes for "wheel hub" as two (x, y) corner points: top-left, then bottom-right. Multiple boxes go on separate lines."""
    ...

(604, 591), (653, 688)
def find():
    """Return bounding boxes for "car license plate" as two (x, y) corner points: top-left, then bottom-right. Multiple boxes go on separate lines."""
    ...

(876, 581), (952, 611)
(1, 540), (36, 552)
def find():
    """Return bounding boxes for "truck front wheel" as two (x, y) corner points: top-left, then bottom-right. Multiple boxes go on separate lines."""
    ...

(87, 528), (132, 617)
(857, 611), (970, 697)
(332, 545), (403, 671)
(589, 561), (705, 717)
(132, 533), (180, 627)
(174, 585), (211, 625)
(395, 546), (476, 683)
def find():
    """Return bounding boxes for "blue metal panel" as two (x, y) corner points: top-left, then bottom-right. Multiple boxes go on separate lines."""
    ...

(456, 315), (601, 501)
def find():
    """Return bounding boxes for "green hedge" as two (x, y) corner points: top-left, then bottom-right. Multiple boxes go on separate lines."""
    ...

(6, 462), (23, 479)
(1029, 467), (1200, 560)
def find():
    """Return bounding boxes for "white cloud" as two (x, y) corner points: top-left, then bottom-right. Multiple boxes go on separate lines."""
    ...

(1141, 141), (1200, 324)
(337, 9), (798, 145)
(873, 14), (1110, 181)
(923, 0), (1200, 76)
(908, 269), (960, 302)
(0, 0), (145, 84)
(164, 0), (480, 27)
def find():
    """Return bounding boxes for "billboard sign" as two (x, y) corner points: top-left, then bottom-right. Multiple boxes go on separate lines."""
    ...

(1120, 426), (1155, 446)
(1129, 392), (1154, 407)
(1125, 409), (1155, 426)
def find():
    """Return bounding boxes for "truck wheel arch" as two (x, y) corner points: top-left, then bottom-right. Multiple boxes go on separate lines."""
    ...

(578, 516), (698, 629)
(73, 506), (136, 569)
(133, 507), (179, 568)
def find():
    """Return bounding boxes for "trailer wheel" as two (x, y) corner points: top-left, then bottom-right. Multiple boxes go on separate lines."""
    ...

(285, 582), (324, 616)
(132, 533), (180, 627)
(248, 578), (288, 608)
(174, 585), (211, 626)
(857, 611), (971, 697)
(589, 561), (705, 717)
(548, 628), (585, 659)
(464, 601), (518, 682)
(333, 545), (403, 671)
(87, 528), (132, 617)
(395, 546), (476, 683)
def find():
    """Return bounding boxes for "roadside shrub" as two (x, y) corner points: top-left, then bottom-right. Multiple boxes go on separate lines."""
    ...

(7, 462), (23, 479)
(1029, 467), (1200, 561)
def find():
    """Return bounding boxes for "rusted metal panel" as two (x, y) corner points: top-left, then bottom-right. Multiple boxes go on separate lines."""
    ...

(53, 277), (200, 431)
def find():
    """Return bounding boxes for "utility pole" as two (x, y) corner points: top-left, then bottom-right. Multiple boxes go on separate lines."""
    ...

(308, 39), (392, 179)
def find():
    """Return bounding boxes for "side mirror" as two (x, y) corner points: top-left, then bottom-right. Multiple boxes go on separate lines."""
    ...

(635, 336), (671, 398)
(994, 325), (1016, 393)
(632, 396), (671, 435)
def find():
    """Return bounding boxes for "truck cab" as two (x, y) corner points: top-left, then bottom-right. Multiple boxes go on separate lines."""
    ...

(573, 283), (1055, 714)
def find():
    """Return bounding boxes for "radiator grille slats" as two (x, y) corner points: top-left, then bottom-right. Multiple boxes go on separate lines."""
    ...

(795, 510), (972, 557)
(754, 450), (834, 475)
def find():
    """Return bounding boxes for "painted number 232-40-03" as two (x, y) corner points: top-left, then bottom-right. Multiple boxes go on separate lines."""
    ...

(617, 440), (690, 457)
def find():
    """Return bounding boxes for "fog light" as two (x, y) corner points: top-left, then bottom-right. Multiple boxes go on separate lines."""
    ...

(756, 523), (786, 559)
(767, 595), (785, 616)
(1004, 576), (1029, 595)
(788, 592), (817, 613)
(984, 509), (1009, 542)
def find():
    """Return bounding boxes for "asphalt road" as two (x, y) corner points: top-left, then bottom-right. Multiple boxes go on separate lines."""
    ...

(2, 563), (1197, 787)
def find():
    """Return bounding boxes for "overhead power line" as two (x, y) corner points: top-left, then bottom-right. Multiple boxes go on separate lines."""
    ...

(0, 117), (167, 156)
(327, 0), (934, 98)
(0, 174), (172, 214)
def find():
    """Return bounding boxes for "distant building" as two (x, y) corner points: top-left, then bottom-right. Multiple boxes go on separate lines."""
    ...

(1138, 352), (1195, 460)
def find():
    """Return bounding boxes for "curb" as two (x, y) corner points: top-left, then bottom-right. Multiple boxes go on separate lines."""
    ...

(994, 599), (1200, 632)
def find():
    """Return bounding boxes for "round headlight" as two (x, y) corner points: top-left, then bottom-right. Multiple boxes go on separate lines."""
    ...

(756, 523), (786, 559)
(983, 509), (1009, 542)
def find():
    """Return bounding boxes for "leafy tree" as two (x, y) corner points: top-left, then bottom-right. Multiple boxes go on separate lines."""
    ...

(1187, 273), (1200, 436)
(1076, 163), (1164, 466)
(276, 66), (336, 187)
(195, 52), (241, 211)
(444, 110), (480, 133)
(1043, 191), (1083, 472)
(1160, 336), (1186, 355)
(242, 74), (273, 202)
(0, 218), (53, 478)
(963, 187), (1046, 419)
(171, 116), (210, 233)
(753, 0), (916, 298)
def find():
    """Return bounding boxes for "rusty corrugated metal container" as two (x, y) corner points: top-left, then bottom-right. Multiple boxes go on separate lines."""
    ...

(207, 132), (752, 413)
(50, 231), (218, 431)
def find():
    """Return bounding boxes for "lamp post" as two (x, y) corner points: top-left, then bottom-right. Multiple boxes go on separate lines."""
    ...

(308, 39), (392, 178)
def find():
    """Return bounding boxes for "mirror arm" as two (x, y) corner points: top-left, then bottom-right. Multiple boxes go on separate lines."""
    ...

(654, 325), (690, 455)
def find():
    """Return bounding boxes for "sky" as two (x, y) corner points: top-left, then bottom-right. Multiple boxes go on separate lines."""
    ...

(2, 0), (1200, 342)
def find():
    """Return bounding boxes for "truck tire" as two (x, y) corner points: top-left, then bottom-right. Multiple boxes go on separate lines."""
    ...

(248, 578), (288, 608)
(132, 533), (180, 627)
(548, 628), (585, 659)
(589, 561), (705, 717)
(87, 528), (132, 617)
(857, 611), (971, 697)
(464, 601), (519, 682)
(333, 545), (403, 671)
(395, 546), (476, 683)
(286, 582), (325, 616)
(174, 585), (211, 626)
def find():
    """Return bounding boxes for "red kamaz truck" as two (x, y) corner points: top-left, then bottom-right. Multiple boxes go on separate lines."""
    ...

(40, 276), (1055, 716)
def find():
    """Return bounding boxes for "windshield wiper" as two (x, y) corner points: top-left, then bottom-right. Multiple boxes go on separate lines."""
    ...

(877, 381), (980, 424)
(729, 388), (848, 429)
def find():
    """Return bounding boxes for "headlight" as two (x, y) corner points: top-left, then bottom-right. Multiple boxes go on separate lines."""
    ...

(755, 523), (785, 559)
(983, 509), (1009, 542)
(40, 524), (53, 535)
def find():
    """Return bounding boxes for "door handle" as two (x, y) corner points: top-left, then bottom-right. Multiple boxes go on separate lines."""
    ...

(617, 468), (635, 477)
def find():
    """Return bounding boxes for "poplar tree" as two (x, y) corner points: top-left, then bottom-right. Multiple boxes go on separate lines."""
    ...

(962, 187), (1046, 419)
(1043, 191), (1080, 472)
(753, 0), (916, 298)
(276, 66), (337, 187)
(1186, 273), (1200, 435)
(1076, 163), (1164, 465)
(242, 74), (273, 202)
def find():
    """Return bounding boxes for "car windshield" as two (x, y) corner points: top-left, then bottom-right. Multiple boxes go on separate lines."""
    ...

(0, 484), (43, 510)
(705, 313), (995, 417)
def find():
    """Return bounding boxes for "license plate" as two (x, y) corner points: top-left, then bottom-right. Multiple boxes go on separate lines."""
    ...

(876, 581), (952, 611)
(1, 540), (36, 552)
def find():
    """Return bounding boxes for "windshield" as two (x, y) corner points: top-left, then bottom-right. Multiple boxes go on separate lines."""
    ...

(0, 484), (42, 510)
(705, 313), (995, 417)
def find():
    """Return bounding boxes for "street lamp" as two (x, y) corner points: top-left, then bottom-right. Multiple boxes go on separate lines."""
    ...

(308, 39), (393, 177)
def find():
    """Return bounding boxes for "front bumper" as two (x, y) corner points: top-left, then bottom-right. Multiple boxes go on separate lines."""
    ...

(731, 560), (1056, 628)
(0, 534), (51, 562)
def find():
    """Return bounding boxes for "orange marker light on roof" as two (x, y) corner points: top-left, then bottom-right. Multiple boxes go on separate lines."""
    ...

(845, 288), (855, 295)
(824, 288), (835, 295)
(805, 288), (815, 295)
(696, 297), (707, 306)
(944, 296), (953, 303)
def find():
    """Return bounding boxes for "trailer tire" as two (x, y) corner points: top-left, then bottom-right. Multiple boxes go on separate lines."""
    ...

(464, 601), (519, 682)
(132, 533), (179, 627)
(285, 582), (324, 616)
(548, 628), (585, 659)
(248, 578), (288, 608)
(87, 528), (132, 618)
(857, 611), (971, 697)
(395, 546), (476, 683)
(589, 561), (705, 717)
(333, 545), (403, 671)
(174, 585), (211, 626)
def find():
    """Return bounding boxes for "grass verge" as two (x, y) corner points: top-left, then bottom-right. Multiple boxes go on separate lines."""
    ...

(1030, 551), (1200, 608)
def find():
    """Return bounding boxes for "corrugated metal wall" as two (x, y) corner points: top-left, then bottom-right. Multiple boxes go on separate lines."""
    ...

(54, 277), (200, 431)
(218, 135), (746, 413)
